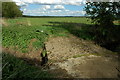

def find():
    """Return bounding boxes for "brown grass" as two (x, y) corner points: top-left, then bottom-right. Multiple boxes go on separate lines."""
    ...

(16, 20), (31, 26)
(0, 18), (8, 26)
(113, 21), (120, 24)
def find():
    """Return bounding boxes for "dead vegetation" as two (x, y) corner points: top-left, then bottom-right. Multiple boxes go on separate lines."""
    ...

(0, 18), (9, 26)
(16, 20), (31, 26)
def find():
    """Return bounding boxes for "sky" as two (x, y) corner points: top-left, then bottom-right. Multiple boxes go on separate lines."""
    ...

(12, 0), (87, 16)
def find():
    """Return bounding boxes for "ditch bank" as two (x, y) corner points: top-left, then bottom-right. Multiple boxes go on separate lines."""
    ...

(45, 34), (120, 78)
(2, 34), (120, 78)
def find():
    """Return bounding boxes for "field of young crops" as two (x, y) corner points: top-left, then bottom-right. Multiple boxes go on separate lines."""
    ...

(2, 17), (91, 53)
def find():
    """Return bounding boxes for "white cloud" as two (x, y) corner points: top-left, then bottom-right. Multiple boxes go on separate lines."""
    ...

(16, 2), (28, 6)
(12, 0), (87, 16)
(64, 11), (86, 16)
(23, 8), (27, 11)
(62, 0), (84, 6)
(12, 0), (21, 2)
(54, 5), (65, 10)
(23, 8), (86, 16)
(50, 10), (62, 13)
(42, 5), (51, 10)
(13, 0), (27, 6)
(13, 0), (86, 6)
(65, 10), (70, 12)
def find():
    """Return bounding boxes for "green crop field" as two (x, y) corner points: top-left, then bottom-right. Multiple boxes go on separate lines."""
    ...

(2, 17), (119, 53)
(2, 17), (92, 53)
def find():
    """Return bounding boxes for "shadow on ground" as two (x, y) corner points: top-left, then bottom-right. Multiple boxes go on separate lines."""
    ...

(2, 52), (55, 79)
(43, 21), (120, 53)
(2, 52), (73, 78)
(43, 22), (94, 40)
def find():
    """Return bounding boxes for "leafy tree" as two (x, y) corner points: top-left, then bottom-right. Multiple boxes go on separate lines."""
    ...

(85, 2), (120, 28)
(2, 2), (23, 18)
(84, 2), (120, 50)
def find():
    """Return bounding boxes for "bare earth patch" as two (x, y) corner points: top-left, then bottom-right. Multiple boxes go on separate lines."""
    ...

(46, 34), (119, 78)
(2, 35), (120, 78)
(0, 18), (9, 26)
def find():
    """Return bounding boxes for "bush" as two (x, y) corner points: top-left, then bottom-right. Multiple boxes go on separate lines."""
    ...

(2, 2), (22, 18)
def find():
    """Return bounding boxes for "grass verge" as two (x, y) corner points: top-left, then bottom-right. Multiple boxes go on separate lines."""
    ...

(2, 53), (52, 79)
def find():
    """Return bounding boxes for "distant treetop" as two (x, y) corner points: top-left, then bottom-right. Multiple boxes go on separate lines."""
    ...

(2, 2), (23, 18)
